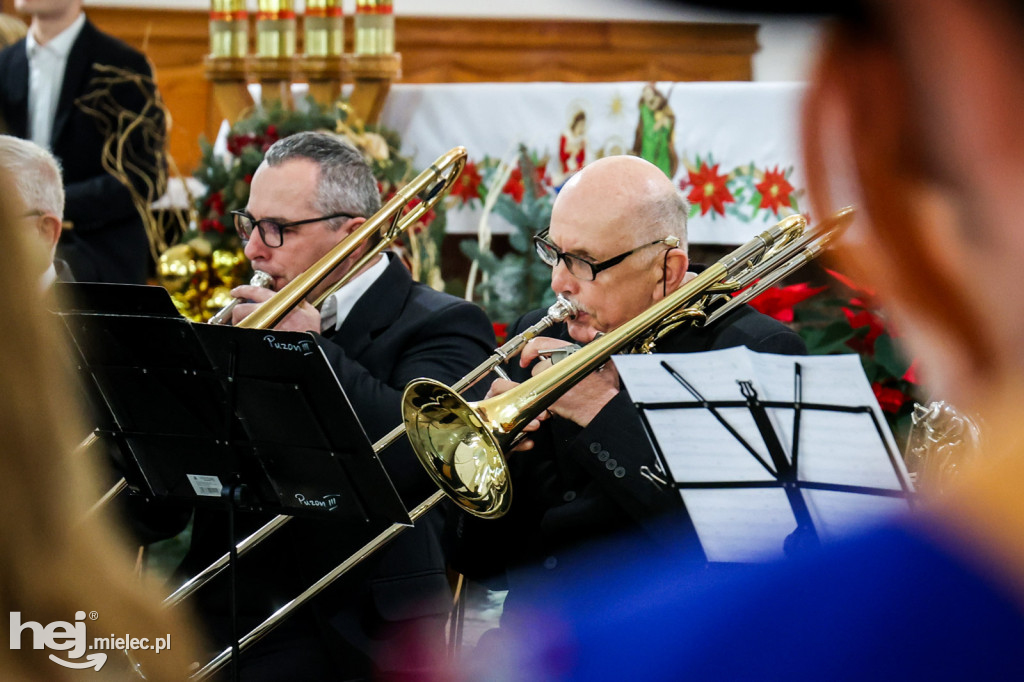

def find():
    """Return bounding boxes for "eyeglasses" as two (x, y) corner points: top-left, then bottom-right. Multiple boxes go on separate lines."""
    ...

(533, 229), (681, 281)
(231, 210), (357, 248)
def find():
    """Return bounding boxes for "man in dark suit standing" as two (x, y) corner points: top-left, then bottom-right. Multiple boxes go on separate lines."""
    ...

(0, 0), (163, 284)
(449, 155), (806, 626)
(179, 131), (495, 680)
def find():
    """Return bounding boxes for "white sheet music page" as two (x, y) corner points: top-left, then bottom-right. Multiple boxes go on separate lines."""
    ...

(613, 348), (913, 563)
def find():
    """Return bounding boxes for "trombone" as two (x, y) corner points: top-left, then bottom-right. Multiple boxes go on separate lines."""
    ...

(189, 208), (850, 679)
(91, 147), (469, 516)
(402, 208), (854, 519)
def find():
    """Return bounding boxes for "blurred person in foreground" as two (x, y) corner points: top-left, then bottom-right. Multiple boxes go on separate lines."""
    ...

(0, 134), (74, 288)
(448, 154), (805, 639)
(445, 1), (1024, 680)
(0, 172), (200, 678)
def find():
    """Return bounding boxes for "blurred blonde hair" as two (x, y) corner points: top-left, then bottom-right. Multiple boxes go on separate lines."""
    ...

(0, 13), (27, 49)
(0, 172), (201, 678)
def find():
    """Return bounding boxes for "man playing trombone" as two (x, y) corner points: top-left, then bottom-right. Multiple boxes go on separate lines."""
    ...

(448, 154), (805, 630)
(178, 131), (495, 680)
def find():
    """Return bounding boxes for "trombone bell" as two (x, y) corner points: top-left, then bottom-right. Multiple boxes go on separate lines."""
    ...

(402, 379), (511, 519)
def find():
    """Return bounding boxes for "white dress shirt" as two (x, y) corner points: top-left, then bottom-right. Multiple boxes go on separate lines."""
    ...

(26, 12), (86, 149)
(319, 253), (389, 334)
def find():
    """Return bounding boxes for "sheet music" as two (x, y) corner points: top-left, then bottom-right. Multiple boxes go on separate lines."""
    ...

(614, 348), (914, 562)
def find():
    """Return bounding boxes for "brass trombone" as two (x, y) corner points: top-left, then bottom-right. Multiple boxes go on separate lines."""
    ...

(188, 208), (850, 679)
(186, 294), (578, 679)
(402, 208), (854, 519)
(92, 147), (469, 515)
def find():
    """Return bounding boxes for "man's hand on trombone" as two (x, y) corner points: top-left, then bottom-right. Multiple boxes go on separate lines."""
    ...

(229, 283), (321, 332)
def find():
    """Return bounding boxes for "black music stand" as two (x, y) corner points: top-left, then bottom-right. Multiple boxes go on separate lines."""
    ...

(615, 348), (915, 564)
(54, 282), (409, 525)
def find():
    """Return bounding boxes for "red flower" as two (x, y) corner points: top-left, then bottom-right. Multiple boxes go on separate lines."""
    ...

(403, 197), (436, 234)
(226, 132), (257, 156)
(503, 167), (525, 202)
(205, 191), (225, 216)
(200, 218), (226, 233)
(683, 162), (735, 216)
(748, 282), (826, 323)
(493, 322), (508, 344)
(872, 382), (906, 414)
(243, 173), (254, 184)
(452, 161), (483, 204)
(754, 166), (795, 214)
(842, 306), (885, 353)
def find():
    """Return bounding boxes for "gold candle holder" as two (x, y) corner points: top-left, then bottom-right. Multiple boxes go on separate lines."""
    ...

(209, 0), (248, 58)
(256, 0), (296, 58)
(305, 0), (343, 58)
(205, 0), (252, 123)
(301, 0), (344, 106)
(356, 0), (395, 56)
(254, 0), (297, 108)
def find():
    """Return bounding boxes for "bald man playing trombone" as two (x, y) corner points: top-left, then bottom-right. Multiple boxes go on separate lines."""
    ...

(449, 155), (806, 631)
(179, 131), (495, 681)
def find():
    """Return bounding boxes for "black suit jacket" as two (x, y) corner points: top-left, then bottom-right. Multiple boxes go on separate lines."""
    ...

(0, 19), (161, 284)
(181, 255), (496, 677)
(449, 302), (806, 616)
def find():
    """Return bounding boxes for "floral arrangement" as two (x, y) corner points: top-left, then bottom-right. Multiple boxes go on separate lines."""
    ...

(679, 153), (804, 223)
(456, 146), (558, 338)
(158, 98), (446, 321)
(749, 269), (924, 449)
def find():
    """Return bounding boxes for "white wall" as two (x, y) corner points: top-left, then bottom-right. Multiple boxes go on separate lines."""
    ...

(85, 0), (825, 82)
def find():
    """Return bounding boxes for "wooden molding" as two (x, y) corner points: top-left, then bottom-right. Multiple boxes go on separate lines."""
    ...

(28, 8), (758, 173)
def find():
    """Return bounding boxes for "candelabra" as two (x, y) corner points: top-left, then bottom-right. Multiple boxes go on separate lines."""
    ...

(204, 0), (252, 122)
(300, 0), (344, 105)
(202, 0), (401, 125)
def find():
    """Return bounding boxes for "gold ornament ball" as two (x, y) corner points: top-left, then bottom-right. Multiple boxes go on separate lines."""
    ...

(156, 244), (198, 294)
(204, 286), (236, 321)
(212, 248), (246, 284)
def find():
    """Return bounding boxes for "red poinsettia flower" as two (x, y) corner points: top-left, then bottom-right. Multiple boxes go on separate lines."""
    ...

(493, 322), (508, 345)
(755, 166), (795, 214)
(402, 197), (437, 234)
(842, 305), (886, 353)
(683, 162), (735, 216)
(451, 161), (483, 204)
(200, 218), (226, 234)
(872, 382), (906, 414)
(503, 167), (525, 203)
(205, 191), (225, 216)
(748, 282), (827, 323)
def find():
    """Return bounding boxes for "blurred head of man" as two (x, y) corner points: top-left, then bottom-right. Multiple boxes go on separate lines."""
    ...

(240, 131), (381, 302)
(0, 135), (64, 283)
(797, 0), (1024, 412)
(542, 155), (689, 344)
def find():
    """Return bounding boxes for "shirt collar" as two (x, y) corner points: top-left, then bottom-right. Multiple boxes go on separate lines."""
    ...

(319, 253), (389, 334)
(26, 12), (86, 59)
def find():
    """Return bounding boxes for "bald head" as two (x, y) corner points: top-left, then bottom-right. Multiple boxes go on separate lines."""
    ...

(555, 155), (688, 252)
(546, 155), (690, 342)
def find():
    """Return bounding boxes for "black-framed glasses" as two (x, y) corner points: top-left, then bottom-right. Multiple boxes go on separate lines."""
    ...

(533, 229), (681, 281)
(231, 210), (357, 248)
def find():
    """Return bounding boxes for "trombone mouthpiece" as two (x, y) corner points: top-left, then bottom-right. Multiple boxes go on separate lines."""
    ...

(209, 270), (273, 325)
(549, 295), (578, 322)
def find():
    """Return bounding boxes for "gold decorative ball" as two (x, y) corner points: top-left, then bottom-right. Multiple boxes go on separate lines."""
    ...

(156, 244), (198, 294)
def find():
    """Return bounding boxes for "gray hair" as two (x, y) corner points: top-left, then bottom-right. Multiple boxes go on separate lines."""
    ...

(636, 187), (689, 258)
(262, 131), (381, 228)
(0, 135), (64, 219)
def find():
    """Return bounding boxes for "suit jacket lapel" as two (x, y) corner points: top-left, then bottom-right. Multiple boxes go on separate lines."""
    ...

(2, 41), (30, 137)
(51, 20), (95, 148)
(331, 254), (412, 359)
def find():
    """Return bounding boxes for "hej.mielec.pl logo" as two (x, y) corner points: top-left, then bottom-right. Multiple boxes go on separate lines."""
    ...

(9, 610), (172, 671)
